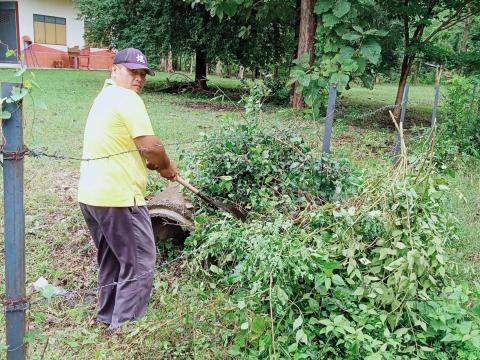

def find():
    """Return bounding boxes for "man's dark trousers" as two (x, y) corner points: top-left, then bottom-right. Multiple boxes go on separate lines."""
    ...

(80, 203), (156, 328)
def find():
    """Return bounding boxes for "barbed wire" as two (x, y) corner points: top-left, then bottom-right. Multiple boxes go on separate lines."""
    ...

(338, 104), (400, 121)
(1, 243), (205, 352)
(0, 97), (441, 352)
(1, 102), (436, 165)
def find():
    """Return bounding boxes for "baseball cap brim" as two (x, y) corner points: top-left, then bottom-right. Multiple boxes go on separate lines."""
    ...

(121, 62), (155, 76)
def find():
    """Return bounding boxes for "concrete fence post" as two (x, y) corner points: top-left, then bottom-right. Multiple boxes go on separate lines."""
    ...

(2, 82), (26, 360)
(394, 84), (410, 160)
(322, 84), (337, 156)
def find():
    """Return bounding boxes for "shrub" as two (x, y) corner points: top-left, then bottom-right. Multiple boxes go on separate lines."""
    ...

(436, 76), (480, 162)
(186, 82), (362, 217)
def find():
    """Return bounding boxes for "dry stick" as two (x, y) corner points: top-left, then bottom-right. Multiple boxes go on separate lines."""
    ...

(388, 110), (418, 314)
(269, 274), (276, 358)
(339, 111), (411, 238)
(389, 110), (407, 169)
(40, 336), (50, 360)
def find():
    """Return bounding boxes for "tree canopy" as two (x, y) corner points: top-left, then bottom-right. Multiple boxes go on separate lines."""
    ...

(76, 0), (295, 88)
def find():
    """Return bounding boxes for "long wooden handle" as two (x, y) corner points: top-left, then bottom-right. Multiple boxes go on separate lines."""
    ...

(175, 175), (200, 195)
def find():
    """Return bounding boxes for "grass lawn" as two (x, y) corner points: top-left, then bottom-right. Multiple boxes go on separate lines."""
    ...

(0, 69), (478, 359)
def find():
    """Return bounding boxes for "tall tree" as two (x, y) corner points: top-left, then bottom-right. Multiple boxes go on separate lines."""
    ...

(291, 0), (316, 108)
(76, 0), (294, 89)
(380, 0), (480, 117)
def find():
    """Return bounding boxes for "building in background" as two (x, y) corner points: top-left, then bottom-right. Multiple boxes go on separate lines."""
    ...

(0, 0), (114, 69)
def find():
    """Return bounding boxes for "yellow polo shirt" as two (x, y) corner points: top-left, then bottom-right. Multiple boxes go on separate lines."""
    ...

(78, 79), (155, 207)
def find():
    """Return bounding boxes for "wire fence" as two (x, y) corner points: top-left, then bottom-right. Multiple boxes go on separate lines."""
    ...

(0, 82), (446, 354)
(0, 99), (436, 167)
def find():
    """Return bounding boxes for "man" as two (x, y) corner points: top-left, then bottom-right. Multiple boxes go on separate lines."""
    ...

(78, 48), (176, 332)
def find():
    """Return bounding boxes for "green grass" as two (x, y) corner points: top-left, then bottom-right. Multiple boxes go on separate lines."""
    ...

(446, 159), (480, 280)
(0, 68), (476, 359)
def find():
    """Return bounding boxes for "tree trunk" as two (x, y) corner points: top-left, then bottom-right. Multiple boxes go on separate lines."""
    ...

(167, 51), (174, 73)
(292, 0), (316, 109)
(459, 12), (471, 53)
(160, 56), (166, 72)
(238, 65), (244, 80)
(393, 55), (414, 119)
(215, 60), (222, 76)
(190, 54), (194, 74)
(195, 48), (208, 90)
(273, 65), (279, 80)
(290, 0), (301, 102)
(458, 14), (470, 75)
(252, 67), (258, 80)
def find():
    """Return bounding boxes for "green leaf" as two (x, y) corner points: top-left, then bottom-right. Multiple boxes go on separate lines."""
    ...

(322, 14), (341, 28)
(277, 286), (289, 305)
(15, 67), (27, 77)
(356, 57), (367, 72)
(222, 0), (239, 17)
(240, 321), (249, 330)
(364, 354), (382, 360)
(330, 72), (350, 89)
(340, 59), (359, 72)
(288, 342), (298, 352)
(441, 333), (462, 342)
(339, 46), (355, 62)
(293, 316), (303, 331)
(364, 29), (388, 37)
(332, 274), (346, 286)
(9, 87), (29, 102)
(252, 316), (266, 334)
(360, 39), (381, 65)
(333, 0), (351, 18)
(458, 321), (473, 335)
(209, 264), (223, 274)
(325, 277), (332, 291)
(471, 335), (480, 348)
(314, 0), (332, 14)
(353, 287), (364, 296)
(1, 110), (11, 119)
(295, 328), (308, 344)
(228, 346), (242, 356)
(352, 25), (364, 34)
(342, 32), (362, 41)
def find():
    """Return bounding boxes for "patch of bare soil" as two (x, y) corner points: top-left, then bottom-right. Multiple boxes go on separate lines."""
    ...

(179, 101), (242, 112)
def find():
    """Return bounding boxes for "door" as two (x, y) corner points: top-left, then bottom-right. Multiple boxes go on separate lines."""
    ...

(0, 2), (18, 63)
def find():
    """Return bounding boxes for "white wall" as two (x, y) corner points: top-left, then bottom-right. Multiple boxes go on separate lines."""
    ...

(17, 0), (85, 50)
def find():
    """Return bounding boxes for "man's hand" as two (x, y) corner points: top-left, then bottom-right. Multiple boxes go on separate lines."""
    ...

(159, 161), (177, 180)
(146, 161), (158, 171)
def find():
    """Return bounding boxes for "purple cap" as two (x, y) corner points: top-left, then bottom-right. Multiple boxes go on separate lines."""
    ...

(113, 48), (155, 76)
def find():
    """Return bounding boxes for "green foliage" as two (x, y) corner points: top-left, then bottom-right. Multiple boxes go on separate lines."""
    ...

(290, 0), (394, 117)
(187, 160), (480, 359)
(436, 75), (480, 163)
(76, 0), (295, 75)
(183, 83), (480, 358)
(186, 81), (362, 216)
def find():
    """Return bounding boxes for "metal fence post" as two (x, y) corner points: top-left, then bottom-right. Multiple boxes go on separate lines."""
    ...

(322, 84), (337, 155)
(393, 84), (410, 159)
(2, 82), (26, 360)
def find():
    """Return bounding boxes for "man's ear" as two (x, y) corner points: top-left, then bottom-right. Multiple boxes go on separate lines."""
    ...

(111, 64), (119, 78)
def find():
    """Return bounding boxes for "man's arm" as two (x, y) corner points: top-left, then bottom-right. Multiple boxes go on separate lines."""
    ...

(133, 135), (177, 179)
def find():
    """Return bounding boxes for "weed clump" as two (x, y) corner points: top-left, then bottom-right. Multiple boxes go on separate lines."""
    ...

(184, 82), (480, 359)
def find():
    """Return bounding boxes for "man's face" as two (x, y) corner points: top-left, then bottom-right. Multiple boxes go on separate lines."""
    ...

(111, 64), (147, 93)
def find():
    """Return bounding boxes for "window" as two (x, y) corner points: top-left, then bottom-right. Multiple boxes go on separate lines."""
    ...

(33, 14), (66, 45)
